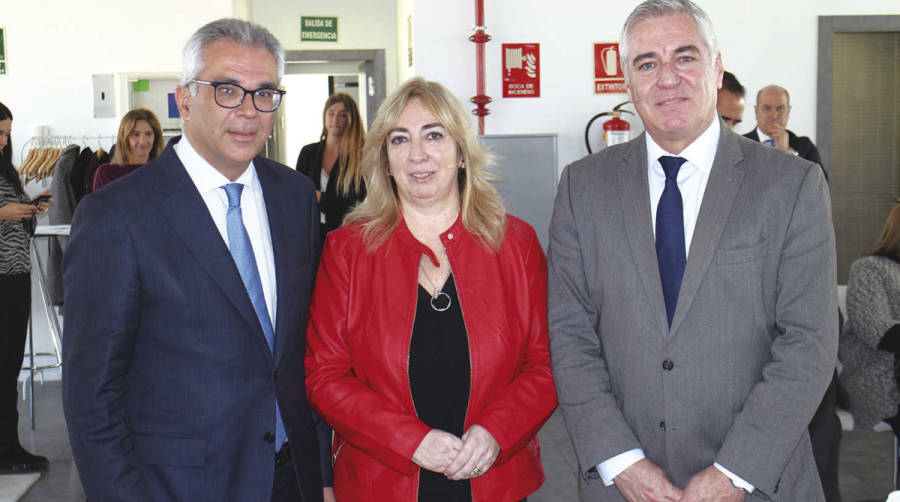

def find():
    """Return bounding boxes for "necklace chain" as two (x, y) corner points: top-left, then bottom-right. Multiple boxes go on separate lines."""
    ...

(418, 257), (452, 312)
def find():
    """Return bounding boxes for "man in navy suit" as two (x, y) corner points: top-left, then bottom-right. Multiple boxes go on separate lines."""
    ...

(62, 19), (323, 502)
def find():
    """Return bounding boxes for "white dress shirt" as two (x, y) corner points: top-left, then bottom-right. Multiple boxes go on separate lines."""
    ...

(174, 135), (278, 328)
(319, 169), (329, 223)
(597, 119), (755, 493)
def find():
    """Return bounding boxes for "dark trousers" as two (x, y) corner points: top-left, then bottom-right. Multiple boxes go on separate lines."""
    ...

(0, 273), (29, 451)
(809, 373), (842, 502)
(272, 443), (303, 502)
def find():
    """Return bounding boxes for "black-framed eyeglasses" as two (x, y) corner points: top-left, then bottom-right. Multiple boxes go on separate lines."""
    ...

(191, 80), (286, 113)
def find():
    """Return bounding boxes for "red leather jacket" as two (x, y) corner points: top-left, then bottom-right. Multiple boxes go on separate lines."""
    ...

(306, 214), (557, 501)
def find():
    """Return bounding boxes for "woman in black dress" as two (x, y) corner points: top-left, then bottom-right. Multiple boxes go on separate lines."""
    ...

(296, 93), (366, 242)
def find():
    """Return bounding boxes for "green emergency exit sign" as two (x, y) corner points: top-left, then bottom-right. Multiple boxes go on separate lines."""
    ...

(0, 28), (7, 75)
(301, 17), (338, 42)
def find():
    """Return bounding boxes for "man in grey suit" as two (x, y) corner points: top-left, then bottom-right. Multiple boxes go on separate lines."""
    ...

(547, 1), (837, 501)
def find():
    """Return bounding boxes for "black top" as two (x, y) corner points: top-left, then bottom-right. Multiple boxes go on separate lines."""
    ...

(409, 275), (472, 502)
(295, 140), (366, 242)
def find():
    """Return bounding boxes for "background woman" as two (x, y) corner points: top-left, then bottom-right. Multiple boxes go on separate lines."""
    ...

(306, 78), (556, 501)
(840, 205), (900, 431)
(296, 93), (366, 242)
(0, 101), (50, 473)
(91, 108), (163, 190)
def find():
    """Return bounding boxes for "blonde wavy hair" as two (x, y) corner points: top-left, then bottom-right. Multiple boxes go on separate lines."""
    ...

(321, 93), (365, 197)
(111, 108), (163, 164)
(345, 77), (506, 251)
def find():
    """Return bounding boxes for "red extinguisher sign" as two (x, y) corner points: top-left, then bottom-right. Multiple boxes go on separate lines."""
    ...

(594, 43), (627, 94)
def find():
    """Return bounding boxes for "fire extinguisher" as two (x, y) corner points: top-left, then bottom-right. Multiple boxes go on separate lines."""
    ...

(584, 101), (635, 154)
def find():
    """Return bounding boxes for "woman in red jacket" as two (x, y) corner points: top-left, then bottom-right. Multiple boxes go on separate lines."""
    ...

(305, 77), (557, 502)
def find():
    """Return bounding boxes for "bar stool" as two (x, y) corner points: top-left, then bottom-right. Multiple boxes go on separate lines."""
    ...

(19, 225), (68, 429)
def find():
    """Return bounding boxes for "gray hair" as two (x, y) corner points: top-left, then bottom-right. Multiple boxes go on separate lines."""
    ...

(619, 0), (719, 82)
(181, 18), (285, 93)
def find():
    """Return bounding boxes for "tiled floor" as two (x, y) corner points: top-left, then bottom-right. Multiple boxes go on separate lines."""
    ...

(12, 381), (899, 501)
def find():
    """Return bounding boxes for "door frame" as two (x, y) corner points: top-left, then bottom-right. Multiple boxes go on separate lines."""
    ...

(816, 15), (900, 169)
(265, 49), (386, 164)
(284, 49), (386, 129)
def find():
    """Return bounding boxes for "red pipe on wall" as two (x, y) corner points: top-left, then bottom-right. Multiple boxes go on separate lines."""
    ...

(469, 0), (491, 135)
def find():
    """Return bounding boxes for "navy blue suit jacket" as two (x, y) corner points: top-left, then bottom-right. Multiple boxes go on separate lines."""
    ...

(62, 139), (323, 502)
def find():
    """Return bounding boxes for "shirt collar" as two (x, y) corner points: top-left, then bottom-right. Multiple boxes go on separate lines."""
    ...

(755, 127), (773, 144)
(645, 118), (720, 176)
(174, 135), (259, 194)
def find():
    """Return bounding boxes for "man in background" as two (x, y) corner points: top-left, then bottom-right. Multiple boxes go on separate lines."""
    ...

(745, 84), (826, 182)
(717, 70), (745, 130)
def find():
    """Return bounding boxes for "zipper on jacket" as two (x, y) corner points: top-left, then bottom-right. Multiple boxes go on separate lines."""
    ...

(332, 438), (346, 467)
(407, 259), (422, 498)
(446, 254), (478, 501)
(444, 257), (473, 433)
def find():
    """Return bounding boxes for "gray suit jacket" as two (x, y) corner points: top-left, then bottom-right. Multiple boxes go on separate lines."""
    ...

(547, 123), (838, 501)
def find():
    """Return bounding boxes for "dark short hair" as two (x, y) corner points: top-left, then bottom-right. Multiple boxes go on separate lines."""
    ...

(721, 71), (744, 97)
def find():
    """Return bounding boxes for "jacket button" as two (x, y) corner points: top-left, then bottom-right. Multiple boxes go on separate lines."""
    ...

(662, 359), (674, 371)
(447, 233), (454, 239)
(273, 369), (279, 381)
(659, 421), (666, 430)
(264, 432), (275, 443)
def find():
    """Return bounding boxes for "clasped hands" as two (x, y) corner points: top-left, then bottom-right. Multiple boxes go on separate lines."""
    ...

(411, 425), (499, 481)
(615, 459), (746, 502)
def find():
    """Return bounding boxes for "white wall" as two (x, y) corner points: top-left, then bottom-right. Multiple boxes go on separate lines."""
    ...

(249, 0), (399, 91)
(396, 0), (415, 83)
(410, 0), (900, 175)
(281, 73), (329, 166)
(0, 0), (232, 380)
(0, 0), (233, 168)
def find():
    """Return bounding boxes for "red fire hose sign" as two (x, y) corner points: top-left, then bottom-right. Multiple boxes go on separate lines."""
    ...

(502, 43), (540, 98)
(594, 42), (627, 94)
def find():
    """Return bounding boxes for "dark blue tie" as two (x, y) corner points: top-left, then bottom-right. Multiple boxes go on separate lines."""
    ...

(764, 139), (775, 146)
(223, 183), (287, 449)
(656, 156), (687, 326)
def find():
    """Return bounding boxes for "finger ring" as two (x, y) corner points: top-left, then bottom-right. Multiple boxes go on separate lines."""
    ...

(471, 467), (482, 476)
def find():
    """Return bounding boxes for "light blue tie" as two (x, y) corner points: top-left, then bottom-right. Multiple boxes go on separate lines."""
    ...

(764, 139), (775, 146)
(223, 183), (286, 450)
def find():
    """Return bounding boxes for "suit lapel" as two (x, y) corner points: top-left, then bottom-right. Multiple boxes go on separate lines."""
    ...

(256, 159), (294, 366)
(669, 127), (745, 333)
(153, 146), (271, 355)
(617, 134), (671, 337)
